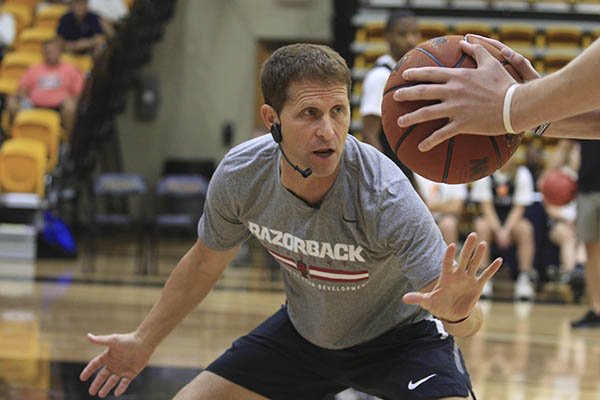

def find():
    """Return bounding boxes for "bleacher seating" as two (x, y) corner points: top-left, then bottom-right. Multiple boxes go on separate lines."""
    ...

(0, 0), (178, 265)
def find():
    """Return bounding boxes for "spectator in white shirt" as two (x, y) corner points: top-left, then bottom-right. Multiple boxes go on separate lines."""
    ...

(0, 1), (16, 60)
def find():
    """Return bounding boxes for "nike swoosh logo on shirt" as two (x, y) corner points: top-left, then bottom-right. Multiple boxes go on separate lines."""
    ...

(408, 373), (437, 390)
(341, 214), (358, 223)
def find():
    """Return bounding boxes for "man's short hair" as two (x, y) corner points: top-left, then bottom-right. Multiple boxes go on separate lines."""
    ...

(384, 10), (417, 33)
(260, 43), (351, 114)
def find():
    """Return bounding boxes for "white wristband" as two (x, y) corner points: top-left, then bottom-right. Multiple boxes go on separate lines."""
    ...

(502, 83), (519, 134)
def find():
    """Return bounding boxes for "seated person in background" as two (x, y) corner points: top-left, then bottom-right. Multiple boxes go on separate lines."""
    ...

(541, 140), (586, 297)
(414, 174), (467, 245)
(470, 157), (537, 300)
(0, 0), (16, 60)
(7, 38), (85, 137)
(545, 199), (586, 283)
(57, 0), (105, 58)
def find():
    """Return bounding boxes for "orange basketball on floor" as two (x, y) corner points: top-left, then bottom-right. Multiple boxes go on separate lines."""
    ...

(540, 169), (577, 206)
(381, 35), (524, 184)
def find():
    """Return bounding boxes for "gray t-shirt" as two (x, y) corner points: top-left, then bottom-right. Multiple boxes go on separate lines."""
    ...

(198, 134), (445, 349)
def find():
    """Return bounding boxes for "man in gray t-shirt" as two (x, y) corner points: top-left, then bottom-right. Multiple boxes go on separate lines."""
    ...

(81, 44), (501, 400)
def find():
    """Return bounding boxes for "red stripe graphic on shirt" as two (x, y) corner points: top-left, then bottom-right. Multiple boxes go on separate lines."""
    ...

(268, 249), (369, 283)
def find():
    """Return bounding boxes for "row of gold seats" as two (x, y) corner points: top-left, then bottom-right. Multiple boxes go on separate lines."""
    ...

(1, 2), (68, 38)
(356, 20), (599, 48)
(353, 47), (577, 74)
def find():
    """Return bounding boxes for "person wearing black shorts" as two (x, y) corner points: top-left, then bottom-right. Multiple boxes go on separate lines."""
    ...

(80, 43), (501, 400)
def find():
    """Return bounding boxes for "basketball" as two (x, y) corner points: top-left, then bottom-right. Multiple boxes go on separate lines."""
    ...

(381, 35), (524, 184)
(540, 169), (577, 206)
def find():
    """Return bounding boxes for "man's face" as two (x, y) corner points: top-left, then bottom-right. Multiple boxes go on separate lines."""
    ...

(44, 41), (61, 65)
(73, 0), (88, 20)
(277, 80), (350, 180)
(386, 17), (421, 61)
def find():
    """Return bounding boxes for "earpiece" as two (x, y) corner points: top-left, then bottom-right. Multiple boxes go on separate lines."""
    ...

(269, 121), (312, 179)
(270, 123), (283, 144)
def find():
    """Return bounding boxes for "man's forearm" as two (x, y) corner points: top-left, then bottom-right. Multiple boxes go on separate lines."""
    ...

(545, 109), (600, 139)
(512, 39), (600, 132)
(135, 243), (230, 350)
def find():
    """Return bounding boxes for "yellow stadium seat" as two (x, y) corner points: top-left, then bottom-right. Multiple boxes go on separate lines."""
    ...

(34, 4), (69, 30)
(0, 77), (19, 96)
(498, 24), (538, 47)
(453, 22), (495, 38)
(5, 0), (39, 12)
(543, 50), (577, 73)
(419, 20), (449, 40)
(1, 3), (33, 34)
(16, 27), (55, 53)
(588, 26), (600, 46)
(544, 25), (583, 48)
(0, 51), (43, 80)
(353, 50), (385, 70)
(363, 21), (386, 43)
(11, 108), (61, 171)
(60, 53), (93, 73)
(354, 27), (367, 43)
(0, 137), (47, 197)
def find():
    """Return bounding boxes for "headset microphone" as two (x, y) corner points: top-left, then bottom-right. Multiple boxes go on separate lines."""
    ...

(270, 123), (312, 179)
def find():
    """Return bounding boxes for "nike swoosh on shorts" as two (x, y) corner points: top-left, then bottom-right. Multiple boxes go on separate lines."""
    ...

(408, 373), (437, 390)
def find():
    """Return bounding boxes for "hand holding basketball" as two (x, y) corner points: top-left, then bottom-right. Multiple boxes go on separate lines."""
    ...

(382, 35), (526, 184)
(389, 34), (540, 153)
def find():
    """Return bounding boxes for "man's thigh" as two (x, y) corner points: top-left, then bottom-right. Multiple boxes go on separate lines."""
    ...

(173, 370), (267, 400)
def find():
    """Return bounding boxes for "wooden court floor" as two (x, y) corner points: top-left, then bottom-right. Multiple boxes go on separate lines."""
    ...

(0, 240), (599, 399)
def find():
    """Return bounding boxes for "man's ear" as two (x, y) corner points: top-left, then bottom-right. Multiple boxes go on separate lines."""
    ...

(260, 104), (278, 129)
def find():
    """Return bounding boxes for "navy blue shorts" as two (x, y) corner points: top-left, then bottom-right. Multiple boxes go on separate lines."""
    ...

(207, 306), (475, 400)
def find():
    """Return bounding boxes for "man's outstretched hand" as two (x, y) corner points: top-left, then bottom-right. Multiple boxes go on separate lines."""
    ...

(403, 232), (502, 322)
(79, 332), (154, 398)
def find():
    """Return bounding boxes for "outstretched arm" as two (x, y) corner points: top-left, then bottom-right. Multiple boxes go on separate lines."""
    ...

(80, 239), (239, 397)
(511, 38), (600, 133)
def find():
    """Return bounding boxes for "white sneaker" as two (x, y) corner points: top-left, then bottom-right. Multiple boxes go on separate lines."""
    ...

(514, 272), (535, 301)
(481, 280), (493, 299)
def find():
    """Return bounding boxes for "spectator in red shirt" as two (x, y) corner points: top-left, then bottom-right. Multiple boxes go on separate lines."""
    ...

(7, 38), (85, 137)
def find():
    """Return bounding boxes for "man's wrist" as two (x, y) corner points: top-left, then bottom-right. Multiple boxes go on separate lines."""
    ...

(503, 83), (519, 134)
(440, 313), (471, 324)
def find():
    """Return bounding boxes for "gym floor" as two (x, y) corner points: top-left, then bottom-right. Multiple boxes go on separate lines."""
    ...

(1, 238), (599, 399)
